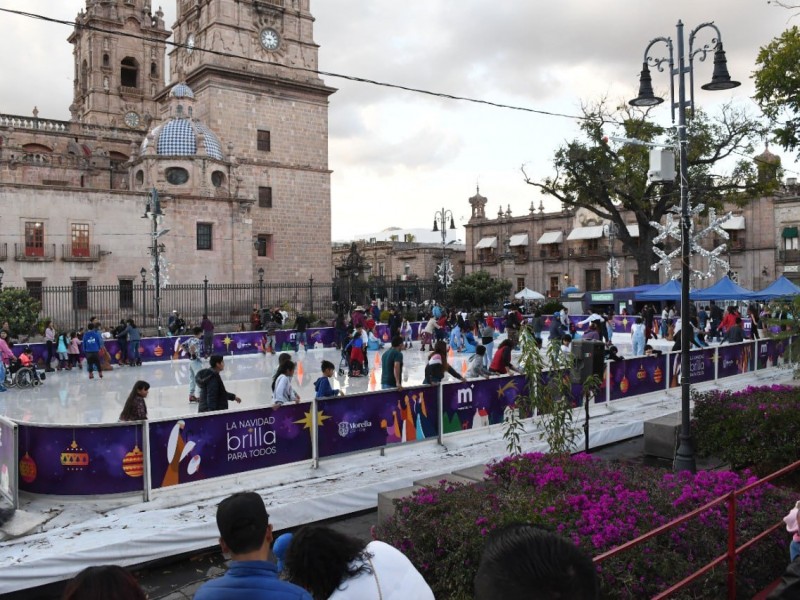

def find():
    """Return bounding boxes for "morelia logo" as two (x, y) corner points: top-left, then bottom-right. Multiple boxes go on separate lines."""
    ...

(338, 420), (373, 437)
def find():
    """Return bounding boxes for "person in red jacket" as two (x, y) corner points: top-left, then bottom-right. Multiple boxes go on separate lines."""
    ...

(719, 305), (740, 337)
(489, 339), (521, 375)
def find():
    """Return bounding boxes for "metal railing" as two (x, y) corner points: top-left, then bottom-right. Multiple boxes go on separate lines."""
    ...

(14, 243), (56, 262)
(61, 244), (101, 262)
(0, 243), (6, 261)
(594, 455), (800, 599)
(3, 278), (444, 334)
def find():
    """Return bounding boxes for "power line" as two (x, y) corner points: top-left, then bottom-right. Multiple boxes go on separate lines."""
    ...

(0, 6), (590, 123)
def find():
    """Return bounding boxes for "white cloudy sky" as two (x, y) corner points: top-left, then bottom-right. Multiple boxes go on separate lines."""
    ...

(0, 1), (796, 241)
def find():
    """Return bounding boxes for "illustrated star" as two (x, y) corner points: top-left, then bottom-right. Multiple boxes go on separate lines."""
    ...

(294, 409), (332, 430)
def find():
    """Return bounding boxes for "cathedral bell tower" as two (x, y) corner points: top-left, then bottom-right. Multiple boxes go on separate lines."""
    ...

(68, 0), (171, 129)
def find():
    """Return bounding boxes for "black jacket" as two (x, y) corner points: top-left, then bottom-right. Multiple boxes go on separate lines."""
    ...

(196, 368), (235, 412)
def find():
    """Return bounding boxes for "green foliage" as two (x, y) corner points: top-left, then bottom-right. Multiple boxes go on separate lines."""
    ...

(692, 384), (800, 475)
(447, 270), (511, 310)
(523, 100), (767, 282)
(377, 453), (792, 599)
(540, 300), (564, 315)
(0, 288), (41, 337)
(754, 26), (800, 154)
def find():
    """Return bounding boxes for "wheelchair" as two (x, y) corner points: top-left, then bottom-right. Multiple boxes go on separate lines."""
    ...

(4, 360), (44, 389)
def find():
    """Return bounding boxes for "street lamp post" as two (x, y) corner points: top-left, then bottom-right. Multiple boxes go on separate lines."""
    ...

(140, 267), (147, 326)
(203, 275), (209, 317)
(258, 267), (265, 310)
(0, 266), (4, 291)
(629, 20), (740, 473)
(432, 208), (456, 295)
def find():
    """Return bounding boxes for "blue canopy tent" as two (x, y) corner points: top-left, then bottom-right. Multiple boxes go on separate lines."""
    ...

(752, 275), (800, 301)
(636, 280), (688, 302)
(690, 276), (756, 301)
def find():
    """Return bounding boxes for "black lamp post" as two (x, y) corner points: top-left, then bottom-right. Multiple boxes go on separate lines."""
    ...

(258, 267), (265, 309)
(0, 266), (4, 291)
(203, 275), (209, 317)
(432, 208), (456, 293)
(629, 20), (740, 473)
(140, 267), (147, 325)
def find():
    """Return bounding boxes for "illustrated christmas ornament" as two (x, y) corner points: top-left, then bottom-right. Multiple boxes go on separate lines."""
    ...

(122, 444), (144, 478)
(61, 435), (90, 471)
(19, 452), (37, 484)
(637, 364), (647, 381)
(153, 345), (164, 357)
(619, 375), (630, 394)
(653, 366), (663, 384)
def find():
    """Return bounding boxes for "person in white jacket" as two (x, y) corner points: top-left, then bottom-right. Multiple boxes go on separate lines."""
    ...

(284, 525), (434, 600)
(272, 359), (300, 406)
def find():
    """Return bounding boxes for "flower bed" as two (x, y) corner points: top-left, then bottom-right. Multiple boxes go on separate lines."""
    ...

(692, 384), (800, 474)
(377, 453), (791, 599)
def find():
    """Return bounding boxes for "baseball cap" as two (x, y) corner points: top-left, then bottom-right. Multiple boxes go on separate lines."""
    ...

(216, 492), (270, 554)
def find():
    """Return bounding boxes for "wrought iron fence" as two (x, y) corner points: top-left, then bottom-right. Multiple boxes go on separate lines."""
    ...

(2, 278), (444, 335)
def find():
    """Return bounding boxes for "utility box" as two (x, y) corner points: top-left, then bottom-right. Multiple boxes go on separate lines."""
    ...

(571, 339), (605, 382)
(648, 149), (676, 183)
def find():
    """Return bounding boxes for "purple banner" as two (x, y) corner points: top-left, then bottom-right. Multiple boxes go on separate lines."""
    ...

(608, 355), (667, 401)
(441, 375), (528, 433)
(16, 424), (145, 495)
(0, 417), (17, 506)
(757, 339), (785, 369)
(148, 404), (312, 490)
(718, 342), (755, 379)
(666, 348), (716, 388)
(316, 385), (438, 458)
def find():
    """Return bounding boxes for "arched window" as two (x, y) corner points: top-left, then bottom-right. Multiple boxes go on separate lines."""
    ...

(120, 57), (139, 88)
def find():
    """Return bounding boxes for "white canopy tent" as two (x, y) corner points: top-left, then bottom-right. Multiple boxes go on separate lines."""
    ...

(514, 287), (545, 301)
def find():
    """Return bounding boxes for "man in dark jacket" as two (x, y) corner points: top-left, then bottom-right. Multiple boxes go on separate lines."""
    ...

(194, 492), (312, 600)
(196, 355), (241, 412)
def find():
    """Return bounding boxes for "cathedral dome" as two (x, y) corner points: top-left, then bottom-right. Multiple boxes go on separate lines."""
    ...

(141, 117), (224, 161)
(170, 82), (195, 99)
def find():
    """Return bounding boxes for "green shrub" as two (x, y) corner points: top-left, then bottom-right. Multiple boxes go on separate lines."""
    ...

(0, 288), (41, 337)
(692, 385), (800, 474)
(540, 300), (564, 315)
(377, 453), (791, 600)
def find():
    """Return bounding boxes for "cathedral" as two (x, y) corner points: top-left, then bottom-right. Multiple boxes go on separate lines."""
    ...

(0, 0), (334, 291)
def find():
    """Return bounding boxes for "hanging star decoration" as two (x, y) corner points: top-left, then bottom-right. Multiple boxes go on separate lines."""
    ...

(436, 258), (454, 286)
(606, 257), (620, 279)
(650, 204), (731, 282)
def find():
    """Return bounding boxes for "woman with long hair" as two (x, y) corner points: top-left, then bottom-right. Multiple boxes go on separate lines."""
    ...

(119, 381), (150, 422)
(272, 356), (300, 406)
(423, 340), (464, 385)
(489, 338), (521, 375)
(62, 565), (146, 600)
(283, 525), (433, 600)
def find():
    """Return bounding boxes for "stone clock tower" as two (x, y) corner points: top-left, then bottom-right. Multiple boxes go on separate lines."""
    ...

(169, 0), (336, 283)
(69, 0), (171, 129)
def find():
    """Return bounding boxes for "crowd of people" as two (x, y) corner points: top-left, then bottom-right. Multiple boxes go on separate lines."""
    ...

(58, 490), (600, 600)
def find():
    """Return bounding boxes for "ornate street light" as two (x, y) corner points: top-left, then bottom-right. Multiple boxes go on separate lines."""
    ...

(629, 20), (740, 473)
(258, 267), (265, 309)
(433, 208), (456, 292)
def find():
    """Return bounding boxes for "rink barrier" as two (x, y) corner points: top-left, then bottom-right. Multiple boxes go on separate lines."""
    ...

(5, 336), (794, 499)
(0, 416), (18, 509)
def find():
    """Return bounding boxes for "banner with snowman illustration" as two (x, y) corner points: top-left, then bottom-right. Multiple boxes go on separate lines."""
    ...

(0, 417), (17, 507)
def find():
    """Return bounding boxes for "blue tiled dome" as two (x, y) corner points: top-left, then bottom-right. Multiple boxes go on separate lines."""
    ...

(143, 119), (224, 160)
(170, 83), (195, 99)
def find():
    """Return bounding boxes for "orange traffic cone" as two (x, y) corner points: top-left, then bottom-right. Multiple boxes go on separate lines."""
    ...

(297, 361), (304, 386)
(461, 359), (468, 376)
(369, 369), (377, 390)
(448, 347), (455, 359)
(374, 352), (381, 367)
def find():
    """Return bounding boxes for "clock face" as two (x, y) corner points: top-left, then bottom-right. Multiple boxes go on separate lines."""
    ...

(187, 33), (195, 55)
(124, 111), (140, 129)
(260, 28), (280, 51)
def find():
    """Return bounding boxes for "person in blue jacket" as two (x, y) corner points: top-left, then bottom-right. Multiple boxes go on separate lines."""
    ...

(82, 323), (105, 380)
(314, 360), (340, 398)
(194, 492), (312, 600)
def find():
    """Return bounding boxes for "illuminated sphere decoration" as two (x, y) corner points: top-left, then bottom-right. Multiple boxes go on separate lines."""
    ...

(19, 452), (37, 483)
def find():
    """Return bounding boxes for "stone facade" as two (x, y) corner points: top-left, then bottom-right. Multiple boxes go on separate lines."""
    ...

(463, 186), (800, 296)
(331, 240), (466, 283)
(0, 0), (333, 289)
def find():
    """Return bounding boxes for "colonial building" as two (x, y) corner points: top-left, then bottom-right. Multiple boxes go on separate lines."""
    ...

(0, 0), (333, 291)
(463, 179), (800, 297)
